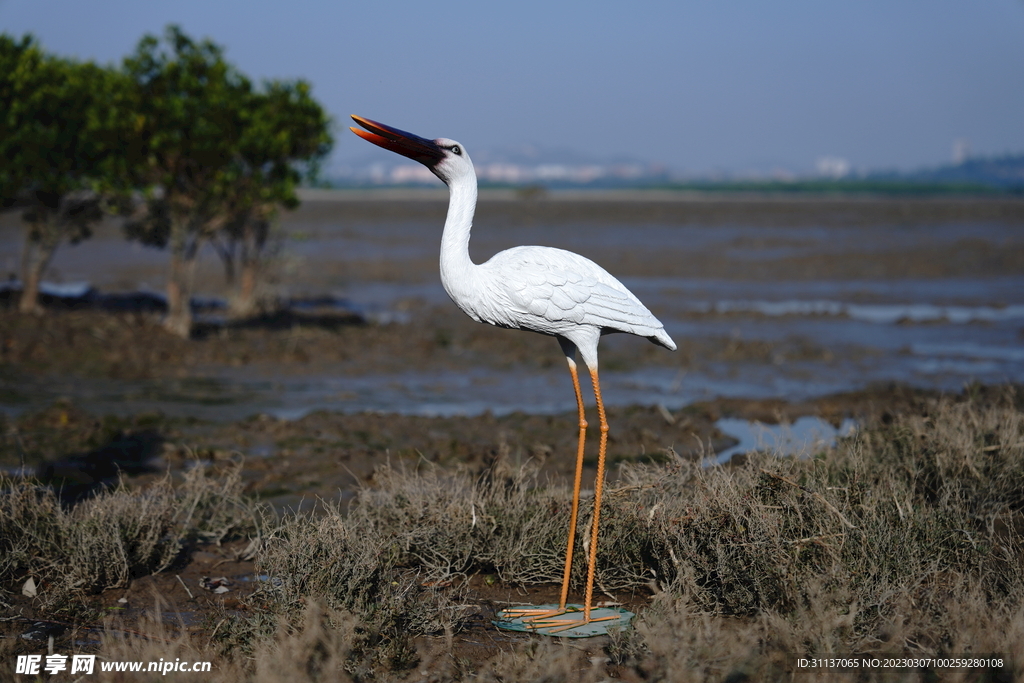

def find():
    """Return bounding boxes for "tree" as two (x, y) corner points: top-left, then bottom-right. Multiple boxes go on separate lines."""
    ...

(0, 35), (129, 313)
(0, 35), (35, 209)
(211, 79), (333, 317)
(122, 25), (252, 337)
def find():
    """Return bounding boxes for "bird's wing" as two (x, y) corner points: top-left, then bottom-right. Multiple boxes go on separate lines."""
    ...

(484, 246), (665, 337)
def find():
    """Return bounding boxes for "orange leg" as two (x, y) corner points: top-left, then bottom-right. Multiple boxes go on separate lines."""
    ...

(582, 367), (609, 620)
(561, 359), (589, 608)
(500, 358), (588, 622)
(511, 367), (617, 634)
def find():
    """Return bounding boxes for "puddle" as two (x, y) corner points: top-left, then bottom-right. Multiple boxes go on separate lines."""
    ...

(711, 416), (858, 465)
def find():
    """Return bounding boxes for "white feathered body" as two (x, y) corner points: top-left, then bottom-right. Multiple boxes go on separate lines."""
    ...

(436, 175), (675, 369)
(450, 244), (673, 344)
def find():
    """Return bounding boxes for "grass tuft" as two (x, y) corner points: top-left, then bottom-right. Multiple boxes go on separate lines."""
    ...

(1, 461), (259, 612)
(4, 390), (1022, 680)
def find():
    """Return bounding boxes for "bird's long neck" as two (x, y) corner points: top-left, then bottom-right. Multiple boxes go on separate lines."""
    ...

(439, 173), (479, 301)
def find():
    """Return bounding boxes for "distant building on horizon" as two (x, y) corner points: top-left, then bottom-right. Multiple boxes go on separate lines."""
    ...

(952, 139), (972, 165)
(816, 156), (851, 179)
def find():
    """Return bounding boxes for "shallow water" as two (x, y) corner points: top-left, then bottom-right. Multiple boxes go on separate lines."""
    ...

(712, 417), (859, 464)
(4, 197), (1023, 419)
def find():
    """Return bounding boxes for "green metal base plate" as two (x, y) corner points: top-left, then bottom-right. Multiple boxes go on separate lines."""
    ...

(493, 604), (635, 638)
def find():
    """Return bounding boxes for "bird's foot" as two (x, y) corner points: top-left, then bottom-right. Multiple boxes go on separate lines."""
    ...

(522, 611), (618, 634)
(494, 603), (634, 638)
(499, 606), (577, 627)
(496, 605), (617, 632)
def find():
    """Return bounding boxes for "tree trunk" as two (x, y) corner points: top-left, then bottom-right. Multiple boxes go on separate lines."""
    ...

(18, 253), (45, 314)
(230, 259), (259, 318)
(163, 220), (197, 338)
(227, 218), (272, 319)
(19, 217), (58, 315)
(212, 234), (237, 286)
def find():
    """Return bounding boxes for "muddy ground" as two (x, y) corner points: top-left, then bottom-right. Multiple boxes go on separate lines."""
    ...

(0, 302), (946, 511)
(0, 313), (958, 678)
(2, 192), (1024, 675)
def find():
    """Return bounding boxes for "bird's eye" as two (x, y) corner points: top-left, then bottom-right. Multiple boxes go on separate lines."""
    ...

(451, 145), (461, 155)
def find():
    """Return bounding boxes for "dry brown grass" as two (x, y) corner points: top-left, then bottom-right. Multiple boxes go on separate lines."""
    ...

(3, 390), (1022, 681)
(1, 462), (259, 613)
(240, 391), (1022, 679)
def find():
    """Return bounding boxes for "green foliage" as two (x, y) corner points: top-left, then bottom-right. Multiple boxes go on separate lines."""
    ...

(0, 33), (37, 207)
(117, 25), (334, 332)
(123, 25), (252, 213)
(211, 77), (333, 315)
(2, 25), (332, 321)
(0, 35), (131, 205)
(122, 25), (332, 242)
(230, 78), (334, 212)
(1, 33), (136, 311)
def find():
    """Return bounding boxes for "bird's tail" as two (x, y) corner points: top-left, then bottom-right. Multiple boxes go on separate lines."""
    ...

(651, 328), (677, 351)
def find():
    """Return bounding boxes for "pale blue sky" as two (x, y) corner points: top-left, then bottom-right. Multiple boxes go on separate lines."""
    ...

(3, 0), (1023, 174)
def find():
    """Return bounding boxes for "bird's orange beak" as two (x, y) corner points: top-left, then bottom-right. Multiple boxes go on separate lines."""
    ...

(350, 115), (445, 167)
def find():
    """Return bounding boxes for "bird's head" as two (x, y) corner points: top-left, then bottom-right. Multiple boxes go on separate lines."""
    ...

(350, 115), (474, 186)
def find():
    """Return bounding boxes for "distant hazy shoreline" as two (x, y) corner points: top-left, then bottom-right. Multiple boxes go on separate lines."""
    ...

(297, 187), (1024, 204)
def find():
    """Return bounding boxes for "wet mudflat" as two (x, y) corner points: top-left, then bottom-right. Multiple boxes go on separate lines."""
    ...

(6, 191), (1022, 499)
(3, 191), (1024, 421)
(2, 192), (1023, 680)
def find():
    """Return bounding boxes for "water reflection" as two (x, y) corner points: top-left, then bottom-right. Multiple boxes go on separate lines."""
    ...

(712, 416), (858, 465)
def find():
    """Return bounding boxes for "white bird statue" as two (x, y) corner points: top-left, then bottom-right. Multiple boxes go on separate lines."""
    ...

(351, 116), (676, 634)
